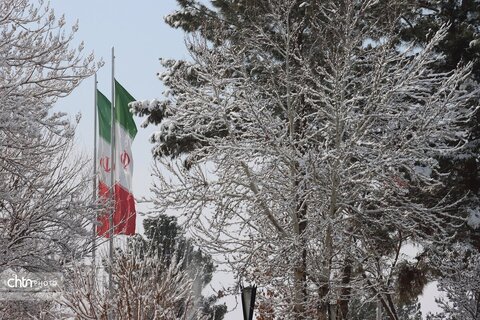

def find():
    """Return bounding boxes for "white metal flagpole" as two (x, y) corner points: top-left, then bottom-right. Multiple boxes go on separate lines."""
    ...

(108, 47), (115, 309)
(92, 72), (98, 277)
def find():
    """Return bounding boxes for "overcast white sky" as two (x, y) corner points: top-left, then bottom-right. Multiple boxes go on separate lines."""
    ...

(48, 1), (443, 318)
(49, 0), (186, 211)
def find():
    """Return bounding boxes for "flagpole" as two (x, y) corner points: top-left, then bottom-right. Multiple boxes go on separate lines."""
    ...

(92, 72), (98, 279)
(109, 47), (115, 310)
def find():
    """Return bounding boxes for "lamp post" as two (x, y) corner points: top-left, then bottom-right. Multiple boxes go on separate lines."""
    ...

(241, 285), (257, 320)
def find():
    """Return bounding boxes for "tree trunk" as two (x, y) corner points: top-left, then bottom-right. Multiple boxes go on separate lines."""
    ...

(293, 177), (308, 318)
(376, 299), (382, 320)
(336, 260), (352, 320)
(317, 223), (333, 320)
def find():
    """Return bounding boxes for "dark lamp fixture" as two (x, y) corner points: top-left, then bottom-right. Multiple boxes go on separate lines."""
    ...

(241, 285), (257, 320)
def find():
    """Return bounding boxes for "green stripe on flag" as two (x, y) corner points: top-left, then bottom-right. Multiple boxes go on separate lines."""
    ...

(115, 80), (137, 139)
(97, 90), (111, 143)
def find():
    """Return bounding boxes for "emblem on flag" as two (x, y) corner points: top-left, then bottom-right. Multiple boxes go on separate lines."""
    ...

(100, 156), (112, 172)
(120, 151), (131, 168)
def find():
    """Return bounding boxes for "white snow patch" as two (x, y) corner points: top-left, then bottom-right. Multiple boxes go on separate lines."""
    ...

(467, 208), (480, 229)
(414, 165), (432, 178)
(469, 39), (480, 48)
(369, 179), (382, 190)
(419, 281), (445, 319)
(148, 99), (159, 111)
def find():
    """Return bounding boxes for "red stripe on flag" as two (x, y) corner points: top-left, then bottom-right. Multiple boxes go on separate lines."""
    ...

(97, 181), (111, 237)
(97, 181), (136, 237)
(114, 184), (136, 235)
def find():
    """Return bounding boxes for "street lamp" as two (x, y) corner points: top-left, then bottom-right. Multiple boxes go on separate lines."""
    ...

(241, 285), (257, 320)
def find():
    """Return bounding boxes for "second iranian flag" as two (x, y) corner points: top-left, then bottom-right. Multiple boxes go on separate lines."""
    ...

(97, 80), (137, 236)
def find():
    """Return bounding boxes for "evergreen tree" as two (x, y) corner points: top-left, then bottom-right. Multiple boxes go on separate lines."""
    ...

(134, 215), (227, 320)
(400, 0), (480, 79)
(398, 2), (480, 315)
(399, 0), (480, 226)
(396, 298), (423, 320)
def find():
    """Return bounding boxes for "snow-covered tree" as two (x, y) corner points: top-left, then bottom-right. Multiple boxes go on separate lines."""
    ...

(0, 0), (98, 317)
(426, 246), (480, 320)
(0, 134), (95, 271)
(135, 1), (476, 318)
(140, 215), (227, 320)
(396, 2), (480, 317)
(0, 0), (97, 270)
(62, 241), (205, 320)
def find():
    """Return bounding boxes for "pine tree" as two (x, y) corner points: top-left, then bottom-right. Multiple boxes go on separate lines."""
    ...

(398, 0), (480, 226)
(135, 215), (227, 320)
(398, 2), (480, 315)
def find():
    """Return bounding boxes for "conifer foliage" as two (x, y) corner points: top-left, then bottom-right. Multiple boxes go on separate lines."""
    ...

(399, 1), (480, 316)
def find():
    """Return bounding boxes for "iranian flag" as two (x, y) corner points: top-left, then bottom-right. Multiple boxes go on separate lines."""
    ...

(97, 80), (137, 236)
